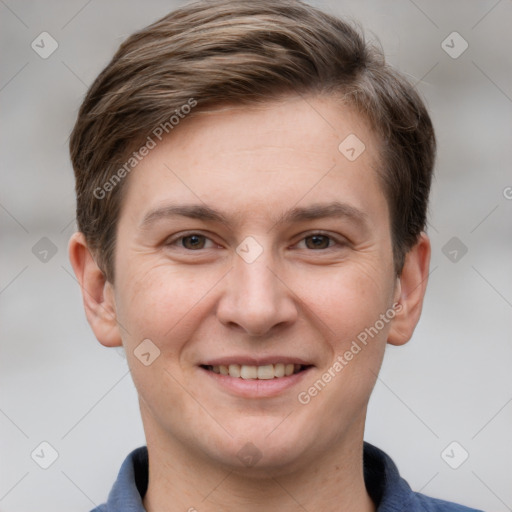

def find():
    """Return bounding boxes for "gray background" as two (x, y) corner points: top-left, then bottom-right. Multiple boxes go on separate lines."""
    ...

(1, 0), (511, 510)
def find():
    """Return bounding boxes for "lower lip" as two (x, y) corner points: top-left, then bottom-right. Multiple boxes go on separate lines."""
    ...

(199, 366), (313, 398)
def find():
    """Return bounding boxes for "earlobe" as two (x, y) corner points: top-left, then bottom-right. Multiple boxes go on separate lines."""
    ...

(68, 232), (122, 347)
(387, 232), (431, 346)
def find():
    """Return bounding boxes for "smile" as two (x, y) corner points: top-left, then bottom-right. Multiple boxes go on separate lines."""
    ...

(202, 363), (308, 379)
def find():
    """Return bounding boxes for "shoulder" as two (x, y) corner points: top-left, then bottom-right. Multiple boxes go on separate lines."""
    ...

(363, 442), (484, 512)
(413, 492), (484, 512)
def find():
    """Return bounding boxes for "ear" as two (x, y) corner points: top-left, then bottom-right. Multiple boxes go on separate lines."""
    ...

(387, 232), (431, 346)
(68, 232), (122, 347)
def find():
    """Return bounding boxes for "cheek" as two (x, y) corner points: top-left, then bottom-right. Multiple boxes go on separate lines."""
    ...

(114, 265), (211, 419)
(291, 259), (395, 345)
(115, 262), (220, 351)
(295, 269), (391, 419)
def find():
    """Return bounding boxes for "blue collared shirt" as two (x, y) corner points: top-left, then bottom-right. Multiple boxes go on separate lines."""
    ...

(91, 442), (483, 511)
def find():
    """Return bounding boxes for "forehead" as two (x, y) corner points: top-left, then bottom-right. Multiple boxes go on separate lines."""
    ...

(118, 94), (387, 227)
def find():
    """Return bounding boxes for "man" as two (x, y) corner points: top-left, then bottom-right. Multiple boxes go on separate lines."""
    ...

(68, 1), (483, 510)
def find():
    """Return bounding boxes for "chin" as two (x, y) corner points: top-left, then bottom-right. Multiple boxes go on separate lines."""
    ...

(205, 419), (317, 476)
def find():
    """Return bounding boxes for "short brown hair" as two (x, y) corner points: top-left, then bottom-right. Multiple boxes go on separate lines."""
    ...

(70, 0), (436, 282)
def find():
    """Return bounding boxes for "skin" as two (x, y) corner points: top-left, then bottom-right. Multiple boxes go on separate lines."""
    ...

(69, 95), (430, 512)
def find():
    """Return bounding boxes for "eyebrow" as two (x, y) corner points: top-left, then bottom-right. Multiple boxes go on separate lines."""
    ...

(140, 201), (369, 231)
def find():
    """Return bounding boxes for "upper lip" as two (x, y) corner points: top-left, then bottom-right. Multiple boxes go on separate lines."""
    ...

(200, 356), (314, 367)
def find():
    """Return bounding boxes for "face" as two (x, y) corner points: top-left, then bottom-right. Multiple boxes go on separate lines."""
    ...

(108, 95), (402, 473)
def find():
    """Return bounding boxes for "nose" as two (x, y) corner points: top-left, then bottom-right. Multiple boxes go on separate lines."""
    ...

(216, 244), (298, 337)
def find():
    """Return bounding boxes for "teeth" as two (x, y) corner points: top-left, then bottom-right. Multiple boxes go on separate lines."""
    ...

(257, 364), (274, 380)
(240, 365), (258, 379)
(228, 364), (241, 377)
(208, 363), (306, 379)
(274, 363), (285, 378)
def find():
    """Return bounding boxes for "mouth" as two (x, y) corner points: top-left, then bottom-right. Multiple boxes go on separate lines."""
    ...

(200, 363), (311, 380)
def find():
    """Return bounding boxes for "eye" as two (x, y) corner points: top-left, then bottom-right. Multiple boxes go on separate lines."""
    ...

(164, 231), (346, 252)
(166, 233), (216, 250)
(295, 233), (345, 250)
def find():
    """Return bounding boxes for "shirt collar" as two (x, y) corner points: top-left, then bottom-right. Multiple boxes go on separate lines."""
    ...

(101, 445), (148, 511)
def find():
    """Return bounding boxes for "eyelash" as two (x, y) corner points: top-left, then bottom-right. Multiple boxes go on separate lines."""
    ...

(164, 231), (347, 252)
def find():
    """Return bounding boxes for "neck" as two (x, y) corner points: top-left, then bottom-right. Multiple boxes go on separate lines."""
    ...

(141, 413), (375, 512)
